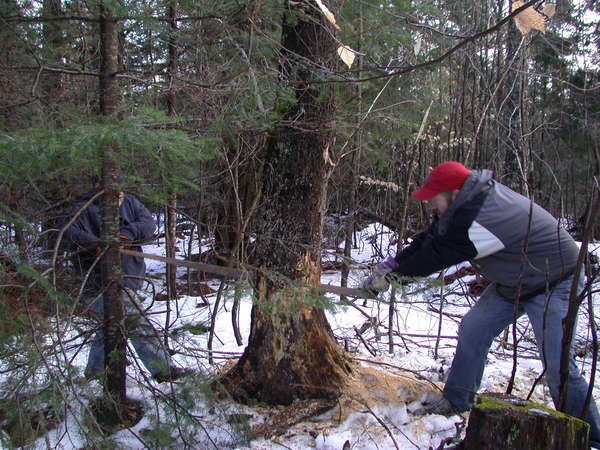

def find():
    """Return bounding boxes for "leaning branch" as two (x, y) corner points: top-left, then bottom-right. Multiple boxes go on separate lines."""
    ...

(558, 168), (600, 412)
(0, 14), (222, 23)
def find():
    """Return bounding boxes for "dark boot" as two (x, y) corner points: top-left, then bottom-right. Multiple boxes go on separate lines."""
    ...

(153, 366), (194, 383)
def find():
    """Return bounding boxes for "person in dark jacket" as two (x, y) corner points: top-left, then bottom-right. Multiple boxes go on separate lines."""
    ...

(364, 161), (600, 445)
(57, 181), (191, 383)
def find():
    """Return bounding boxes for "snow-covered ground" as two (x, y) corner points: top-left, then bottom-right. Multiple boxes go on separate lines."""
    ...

(18, 222), (600, 449)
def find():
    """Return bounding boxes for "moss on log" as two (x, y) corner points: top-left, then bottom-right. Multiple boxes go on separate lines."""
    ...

(459, 394), (589, 450)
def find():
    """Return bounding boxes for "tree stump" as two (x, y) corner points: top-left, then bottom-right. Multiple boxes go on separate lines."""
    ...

(459, 394), (589, 450)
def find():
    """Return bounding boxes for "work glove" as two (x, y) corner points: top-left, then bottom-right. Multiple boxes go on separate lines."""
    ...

(118, 230), (134, 248)
(362, 256), (398, 295)
(81, 240), (103, 257)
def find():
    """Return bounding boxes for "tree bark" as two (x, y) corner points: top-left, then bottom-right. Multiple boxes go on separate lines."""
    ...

(217, 0), (352, 405)
(99, 2), (120, 117)
(99, 0), (126, 404)
(165, 0), (178, 303)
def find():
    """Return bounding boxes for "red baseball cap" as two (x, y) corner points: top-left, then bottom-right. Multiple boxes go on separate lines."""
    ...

(412, 161), (471, 201)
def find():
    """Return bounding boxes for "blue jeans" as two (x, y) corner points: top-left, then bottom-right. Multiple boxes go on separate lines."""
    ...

(444, 276), (600, 442)
(85, 289), (171, 377)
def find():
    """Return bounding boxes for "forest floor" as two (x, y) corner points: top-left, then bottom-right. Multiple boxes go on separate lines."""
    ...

(0, 222), (598, 449)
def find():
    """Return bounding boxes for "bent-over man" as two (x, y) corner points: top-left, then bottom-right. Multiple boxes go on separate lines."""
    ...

(364, 161), (600, 446)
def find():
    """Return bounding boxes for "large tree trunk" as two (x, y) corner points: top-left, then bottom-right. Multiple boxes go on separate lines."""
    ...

(218, 0), (352, 405)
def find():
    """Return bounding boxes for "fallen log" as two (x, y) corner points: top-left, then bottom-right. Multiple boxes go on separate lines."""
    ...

(121, 249), (377, 299)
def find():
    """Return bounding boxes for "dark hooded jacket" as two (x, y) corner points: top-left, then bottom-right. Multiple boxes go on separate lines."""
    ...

(56, 191), (156, 295)
(392, 170), (579, 300)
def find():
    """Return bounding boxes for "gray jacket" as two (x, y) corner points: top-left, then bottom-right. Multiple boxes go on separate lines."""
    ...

(393, 170), (579, 299)
(56, 191), (156, 296)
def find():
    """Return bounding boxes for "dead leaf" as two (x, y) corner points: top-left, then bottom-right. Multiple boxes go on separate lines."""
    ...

(542, 3), (556, 18)
(315, 0), (340, 30)
(337, 45), (356, 68)
(414, 34), (423, 57)
(512, 1), (552, 35)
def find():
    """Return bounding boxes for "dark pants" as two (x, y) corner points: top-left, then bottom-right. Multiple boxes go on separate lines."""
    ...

(85, 288), (171, 377)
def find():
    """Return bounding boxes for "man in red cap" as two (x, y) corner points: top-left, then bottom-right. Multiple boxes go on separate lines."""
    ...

(363, 161), (600, 445)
